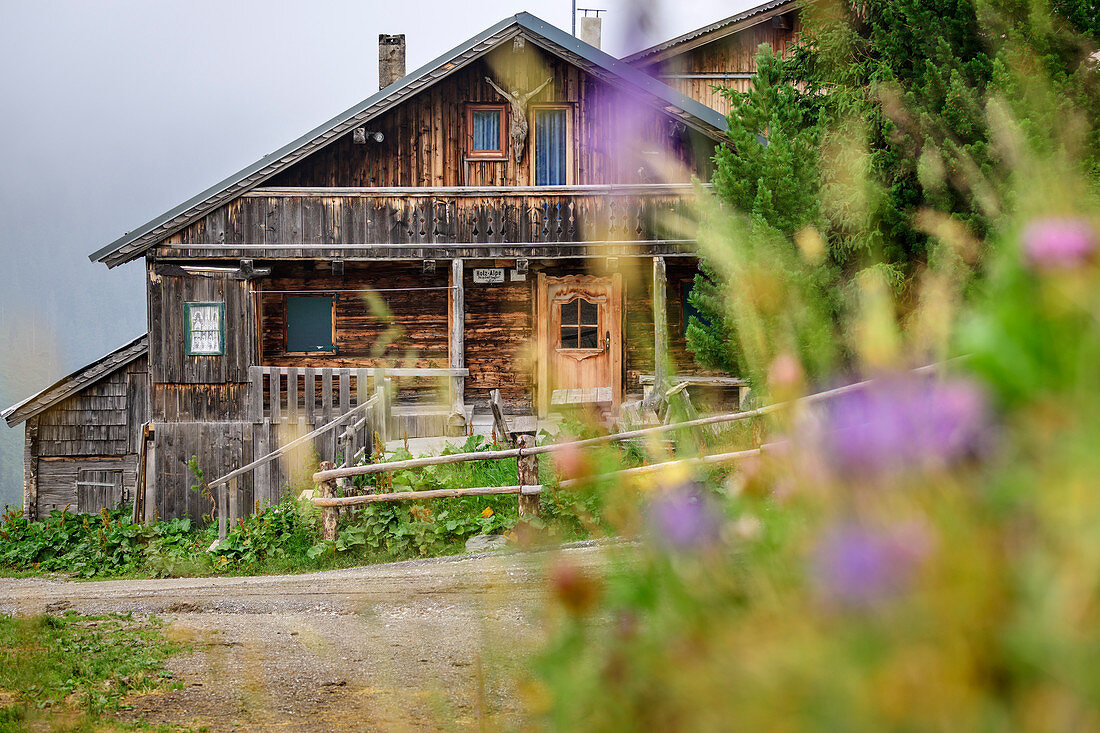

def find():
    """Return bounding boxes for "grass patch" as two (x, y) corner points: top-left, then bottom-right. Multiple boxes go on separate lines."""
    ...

(0, 612), (185, 731)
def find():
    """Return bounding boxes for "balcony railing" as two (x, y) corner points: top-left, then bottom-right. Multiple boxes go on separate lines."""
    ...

(249, 366), (468, 425)
(162, 184), (702, 250)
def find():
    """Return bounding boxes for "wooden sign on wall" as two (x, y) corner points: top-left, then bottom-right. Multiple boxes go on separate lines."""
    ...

(473, 268), (505, 284)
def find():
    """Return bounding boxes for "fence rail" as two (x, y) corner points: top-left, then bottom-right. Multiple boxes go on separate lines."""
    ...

(308, 363), (953, 543)
(211, 377), (394, 542)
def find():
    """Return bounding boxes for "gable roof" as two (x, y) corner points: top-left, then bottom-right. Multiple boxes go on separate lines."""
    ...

(2, 335), (147, 428)
(621, 0), (802, 66)
(90, 12), (728, 269)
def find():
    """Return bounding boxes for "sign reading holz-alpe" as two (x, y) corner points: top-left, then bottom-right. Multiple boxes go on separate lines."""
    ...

(473, 268), (505, 284)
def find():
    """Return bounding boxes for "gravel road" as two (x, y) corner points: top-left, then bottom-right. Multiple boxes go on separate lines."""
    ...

(0, 542), (611, 731)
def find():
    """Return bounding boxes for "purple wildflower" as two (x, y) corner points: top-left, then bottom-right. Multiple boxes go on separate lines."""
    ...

(1023, 218), (1096, 269)
(646, 484), (721, 551)
(810, 521), (931, 609)
(819, 375), (990, 480)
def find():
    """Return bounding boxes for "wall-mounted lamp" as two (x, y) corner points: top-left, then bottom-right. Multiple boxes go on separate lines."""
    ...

(353, 128), (385, 144)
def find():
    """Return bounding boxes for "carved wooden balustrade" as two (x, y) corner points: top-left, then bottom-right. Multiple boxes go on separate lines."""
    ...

(160, 184), (702, 252)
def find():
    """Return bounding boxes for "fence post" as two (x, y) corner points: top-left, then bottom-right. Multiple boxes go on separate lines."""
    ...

(517, 434), (540, 517)
(217, 481), (227, 541)
(228, 476), (239, 530)
(318, 460), (339, 542)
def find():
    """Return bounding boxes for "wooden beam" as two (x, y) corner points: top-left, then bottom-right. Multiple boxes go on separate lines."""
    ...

(558, 447), (765, 489)
(639, 374), (748, 387)
(22, 417), (38, 520)
(248, 183), (707, 197)
(143, 427), (157, 524)
(489, 389), (512, 446)
(312, 484), (543, 507)
(651, 256), (669, 405)
(517, 434), (540, 517)
(319, 461), (338, 541)
(449, 258), (465, 431)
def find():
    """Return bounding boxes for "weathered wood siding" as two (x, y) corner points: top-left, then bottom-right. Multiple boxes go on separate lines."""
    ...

(151, 421), (253, 523)
(261, 48), (710, 189)
(639, 15), (802, 114)
(35, 356), (148, 458)
(258, 262), (449, 369)
(36, 457), (138, 516)
(464, 272), (534, 406)
(152, 383), (251, 422)
(147, 266), (256, 388)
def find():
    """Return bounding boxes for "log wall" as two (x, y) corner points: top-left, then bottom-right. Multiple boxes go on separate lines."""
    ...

(258, 261), (450, 369)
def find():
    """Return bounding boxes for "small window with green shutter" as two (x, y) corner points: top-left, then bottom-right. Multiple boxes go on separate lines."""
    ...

(286, 296), (335, 353)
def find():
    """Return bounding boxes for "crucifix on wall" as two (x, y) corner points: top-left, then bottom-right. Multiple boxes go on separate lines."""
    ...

(484, 75), (552, 163)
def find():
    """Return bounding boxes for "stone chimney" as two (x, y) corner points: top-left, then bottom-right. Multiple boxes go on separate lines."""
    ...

(579, 16), (602, 49)
(378, 34), (406, 90)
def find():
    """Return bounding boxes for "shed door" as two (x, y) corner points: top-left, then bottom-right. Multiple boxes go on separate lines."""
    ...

(76, 469), (124, 514)
(537, 274), (622, 415)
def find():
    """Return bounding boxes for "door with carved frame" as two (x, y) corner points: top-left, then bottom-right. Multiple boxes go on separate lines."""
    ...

(536, 273), (622, 416)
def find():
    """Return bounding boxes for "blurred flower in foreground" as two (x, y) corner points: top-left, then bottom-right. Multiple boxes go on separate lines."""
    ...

(817, 375), (991, 481)
(646, 484), (721, 551)
(811, 521), (932, 610)
(548, 558), (602, 615)
(1023, 218), (1095, 269)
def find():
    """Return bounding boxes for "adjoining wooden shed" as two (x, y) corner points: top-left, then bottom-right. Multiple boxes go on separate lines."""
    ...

(1, 336), (148, 520)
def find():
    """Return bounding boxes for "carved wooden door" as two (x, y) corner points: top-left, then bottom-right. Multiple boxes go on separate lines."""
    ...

(537, 274), (622, 415)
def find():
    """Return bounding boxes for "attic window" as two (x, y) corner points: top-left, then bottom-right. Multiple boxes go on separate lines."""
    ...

(184, 302), (225, 356)
(467, 104), (506, 158)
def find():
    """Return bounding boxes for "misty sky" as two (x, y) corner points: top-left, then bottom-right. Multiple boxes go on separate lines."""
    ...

(0, 0), (754, 506)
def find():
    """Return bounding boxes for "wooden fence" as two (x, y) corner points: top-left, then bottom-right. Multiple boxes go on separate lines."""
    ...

(208, 377), (392, 541)
(307, 364), (950, 544)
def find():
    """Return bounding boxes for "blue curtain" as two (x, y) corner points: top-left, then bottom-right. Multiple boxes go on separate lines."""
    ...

(535, 109), (567, 185)
(471, 109), (500, 152)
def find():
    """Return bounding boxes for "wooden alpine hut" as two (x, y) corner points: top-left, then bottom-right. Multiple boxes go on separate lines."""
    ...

(5, 4), (805, 521)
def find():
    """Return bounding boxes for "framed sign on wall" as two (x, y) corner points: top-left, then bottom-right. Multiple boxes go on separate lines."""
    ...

(184, 302), (225, 356)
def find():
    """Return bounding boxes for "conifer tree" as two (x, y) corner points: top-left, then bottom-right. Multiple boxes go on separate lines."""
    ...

(686, 46), (827, 374)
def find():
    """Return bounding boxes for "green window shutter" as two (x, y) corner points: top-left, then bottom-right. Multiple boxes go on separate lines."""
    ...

(286, 296), (334, 352)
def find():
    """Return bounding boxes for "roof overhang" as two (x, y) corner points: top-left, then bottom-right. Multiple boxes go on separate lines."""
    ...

(2, 335), (148, 428)
(90, 12), (727, 269)
(622, 0), (803, 67)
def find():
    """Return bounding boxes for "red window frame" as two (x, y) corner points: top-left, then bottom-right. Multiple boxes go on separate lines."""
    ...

(466, 104), (507, 159)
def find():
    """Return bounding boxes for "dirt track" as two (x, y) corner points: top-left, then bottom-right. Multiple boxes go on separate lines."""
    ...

(0, 542), (610, 731)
